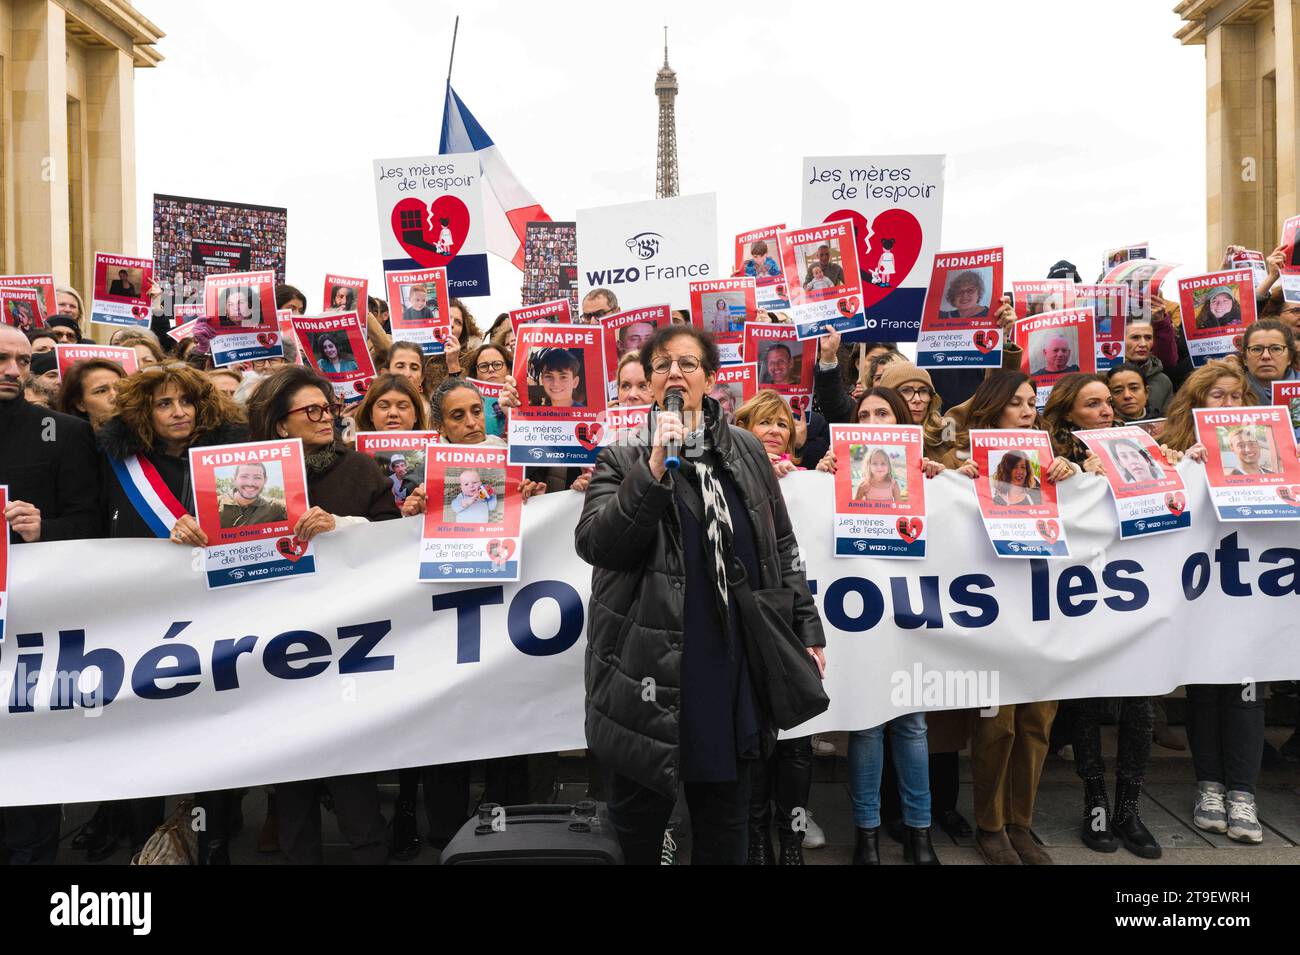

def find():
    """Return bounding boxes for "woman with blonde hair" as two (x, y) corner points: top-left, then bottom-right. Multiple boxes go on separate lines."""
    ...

(733, 389), (802, 478)
(1160, 359), (1252, 454)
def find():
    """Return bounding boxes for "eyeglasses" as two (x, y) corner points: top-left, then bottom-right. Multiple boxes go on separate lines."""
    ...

(580, 308), (614, 321)
(1245, 344), (1288, 357)
(286, 402), (336, 422)
(476, 360), (506, 373)
(898, 386), (933, 401)
(650, 355), (703, 376)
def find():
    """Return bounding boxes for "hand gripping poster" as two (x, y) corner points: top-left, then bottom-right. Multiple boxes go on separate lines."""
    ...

(419, 444), (522, 582)
(356, 431), (439, 507)
(733, 225), (788, 311)
(598, 304), (671, 400)
(915, 247), (1004, 369)
(1074, 425), (1192, 539)
(374, 153), (489, 297)
(508, 323), (607, 466)
(1013, 308), (1097, 407)
(204, 270), (284, 366)
(384, 267), (451, 356)
(969, 429), (1070, 558)
(1193, 407), (1300, 521)
(188, 439), (314, 589)
(292, 311), (376, 405)
(1176, 269), (1258, 367)
(90, 253), (154, 329)
(830, 424), (928, 558)
(776, 220), (868, 340)
(690, 277), (756, 364)
(801, 155), (945, 342)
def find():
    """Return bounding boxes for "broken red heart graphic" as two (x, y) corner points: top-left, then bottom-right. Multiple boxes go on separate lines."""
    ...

(836, 296), (860, 318)
(1277, 485), (1300, 505)
(276, 536), (310, 562)
(1035, 519), (1060, 543)
(390, 195), (470, 268)
(1165, 491), (1186, 515)
(1100, 341), (1122, 359)
(256, 332), (278, 347)
(433, 326), (451, 343)
(575, 421), (604, 451)
(353, 378), (370, 394)
(824, 207), (922, 308)
(486, 538), (517, 564)
(131, 305), (149, 318)
(896, 517), (923, 543)
(972, 329), (999, 353)
(1232, 334), (1244, 350)
(787, 394), (810, 414)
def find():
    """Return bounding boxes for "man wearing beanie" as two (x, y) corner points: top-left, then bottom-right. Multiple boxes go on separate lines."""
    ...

(26, 349), (61, 407)
(44, 314), (83, 345)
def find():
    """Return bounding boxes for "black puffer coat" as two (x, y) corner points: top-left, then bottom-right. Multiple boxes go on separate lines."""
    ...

(576, 397), (824, 797)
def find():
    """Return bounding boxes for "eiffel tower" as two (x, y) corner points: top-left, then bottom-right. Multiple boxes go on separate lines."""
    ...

(654, 27), (679, 199)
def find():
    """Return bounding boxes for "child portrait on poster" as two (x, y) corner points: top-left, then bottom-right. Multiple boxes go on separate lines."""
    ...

(526, 347), (586, 408)
(852, 445), (905, 503)
(445, 467), (502, 524)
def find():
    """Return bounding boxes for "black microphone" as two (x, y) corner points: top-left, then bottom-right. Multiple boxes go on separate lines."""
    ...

(662, 389), (685, 471)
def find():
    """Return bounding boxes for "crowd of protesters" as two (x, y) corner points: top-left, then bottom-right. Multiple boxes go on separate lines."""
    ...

(2, 244), (1299, 867)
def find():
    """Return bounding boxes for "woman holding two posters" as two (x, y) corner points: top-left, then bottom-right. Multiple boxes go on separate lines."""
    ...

(96, 363), (249, 864)
(244, 365), (400, 865)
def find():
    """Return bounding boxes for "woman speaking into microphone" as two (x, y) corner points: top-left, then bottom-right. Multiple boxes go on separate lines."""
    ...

(576, 324), (827, 865)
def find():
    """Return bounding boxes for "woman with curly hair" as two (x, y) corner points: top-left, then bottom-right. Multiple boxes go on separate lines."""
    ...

(91, 362), (247, 864)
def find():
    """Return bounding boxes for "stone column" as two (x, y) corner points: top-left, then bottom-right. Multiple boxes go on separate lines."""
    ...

(1274, 0), (1300, 243)
(10, 0), (69, 279)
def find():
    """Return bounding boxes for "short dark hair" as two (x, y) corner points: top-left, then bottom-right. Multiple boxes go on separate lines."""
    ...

(639, 324), (721, 380)
(1107, 361), (1147, 383)
(246, 365), (335, 441)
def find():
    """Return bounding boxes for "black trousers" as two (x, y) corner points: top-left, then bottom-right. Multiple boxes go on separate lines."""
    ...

(748, 737), (812, 836)
(1070, 697), (1154, 781)
(0, 805), (60, 864)
(276, 773), (387, 865)
(1186, 684), (1266, 794)
(608, 762), (753, 865)
(422, 757), (531, 847)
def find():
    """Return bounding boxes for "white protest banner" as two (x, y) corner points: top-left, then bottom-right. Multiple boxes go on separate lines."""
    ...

(0, 486), (7, 643)
(577, 193), (717, 310)
(801, 155), (945, 342)
(6, 470), (1300, 806)
(1074, 426), (1191, 539)
(374, 154), (488, 297)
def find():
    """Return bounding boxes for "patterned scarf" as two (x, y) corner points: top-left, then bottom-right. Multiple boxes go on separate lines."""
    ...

(682, 426), (735, 622)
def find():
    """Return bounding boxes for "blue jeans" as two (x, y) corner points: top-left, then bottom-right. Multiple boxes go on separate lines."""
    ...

(849, 712), (931, 828)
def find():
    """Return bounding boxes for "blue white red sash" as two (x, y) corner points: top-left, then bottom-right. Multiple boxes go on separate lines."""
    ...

(109, 453), (188, 539)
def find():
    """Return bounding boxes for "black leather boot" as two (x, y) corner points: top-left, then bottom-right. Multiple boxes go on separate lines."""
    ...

(1113, 776), (1162, 859)
(1080, 775), (1118, 853)
(746, 824), (774, 865)
(86, 803), (127, 863)
(197, 833), (230, 865)
(902, 825), (941, 865)
(852, 826), (880, 865)
(777, 828), (805, 865)
(390, 798), (421, 861)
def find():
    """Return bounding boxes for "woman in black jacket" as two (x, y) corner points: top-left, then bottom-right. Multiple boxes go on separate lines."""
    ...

(576, 324), (825, 865)
(244, 365), (401, 865)
(92, 363), (247, 863)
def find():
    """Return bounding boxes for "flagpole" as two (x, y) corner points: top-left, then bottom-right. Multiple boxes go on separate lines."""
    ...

(446, 15), (459, 87)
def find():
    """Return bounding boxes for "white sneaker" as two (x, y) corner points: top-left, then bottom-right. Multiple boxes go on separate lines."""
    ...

(1225, 790), (1263, 844)
(810, 735), (836, 757)
(1193, 781), (1228, 834)
(802, 812), (826, 849)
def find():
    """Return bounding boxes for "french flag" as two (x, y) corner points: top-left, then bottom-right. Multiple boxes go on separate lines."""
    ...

(440, 85), (550, 271)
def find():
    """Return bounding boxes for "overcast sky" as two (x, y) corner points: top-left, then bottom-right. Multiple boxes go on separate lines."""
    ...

(134, 0), (1208, 321)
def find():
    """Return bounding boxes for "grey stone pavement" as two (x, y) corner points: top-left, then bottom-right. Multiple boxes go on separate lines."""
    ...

(55, 723), (1300, 865)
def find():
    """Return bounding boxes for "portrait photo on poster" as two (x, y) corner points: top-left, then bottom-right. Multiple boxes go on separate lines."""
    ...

(442, 466), (505, 525)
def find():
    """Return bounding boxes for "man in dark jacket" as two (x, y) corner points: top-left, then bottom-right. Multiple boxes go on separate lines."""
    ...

(576, 324), (825, 865)
(0, 325), (101, 864)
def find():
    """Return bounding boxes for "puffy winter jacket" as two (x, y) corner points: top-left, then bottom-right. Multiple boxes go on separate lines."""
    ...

(575, 398), (825, 797)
